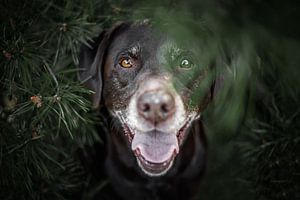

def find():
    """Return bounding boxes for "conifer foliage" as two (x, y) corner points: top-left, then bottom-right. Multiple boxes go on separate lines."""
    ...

(0, 0), (121, 199)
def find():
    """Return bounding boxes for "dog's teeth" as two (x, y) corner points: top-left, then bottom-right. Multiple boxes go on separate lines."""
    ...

(173, 149), (178, 155)
(135, 148), (141, 156)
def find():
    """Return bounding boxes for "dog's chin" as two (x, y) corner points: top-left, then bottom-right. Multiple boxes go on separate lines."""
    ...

(135, 149), (176, 176)
(122, 117), (193, 177)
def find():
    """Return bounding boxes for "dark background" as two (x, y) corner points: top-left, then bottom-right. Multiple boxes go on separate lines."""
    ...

(0, 0), (299, 199)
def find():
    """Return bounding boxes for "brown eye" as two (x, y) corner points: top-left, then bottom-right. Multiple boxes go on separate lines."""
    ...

(119, 57), (133, 68)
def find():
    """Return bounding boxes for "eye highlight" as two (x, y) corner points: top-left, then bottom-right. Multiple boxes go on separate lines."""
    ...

(119, 57), (133, 68)
(180, 59), (193, 69)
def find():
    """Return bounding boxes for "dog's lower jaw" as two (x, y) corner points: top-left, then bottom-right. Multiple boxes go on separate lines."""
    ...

(137, 158), (174, 177)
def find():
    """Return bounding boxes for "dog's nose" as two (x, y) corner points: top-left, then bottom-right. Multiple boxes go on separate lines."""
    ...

(137, 90), (175, 124)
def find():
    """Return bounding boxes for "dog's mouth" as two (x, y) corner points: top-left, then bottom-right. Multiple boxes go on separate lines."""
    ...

(134, 147), (177, 176)
(122, 117), (193, 176)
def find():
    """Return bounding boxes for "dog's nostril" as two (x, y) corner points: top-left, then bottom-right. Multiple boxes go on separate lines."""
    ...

(161, 103), (169, 113)
(142, 103), (150, 112)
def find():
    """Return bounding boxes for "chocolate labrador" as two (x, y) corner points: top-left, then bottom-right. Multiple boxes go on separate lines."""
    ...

(78, 21), (215, 200)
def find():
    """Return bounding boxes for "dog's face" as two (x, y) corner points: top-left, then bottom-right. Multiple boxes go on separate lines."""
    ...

(79, 22), (214, 176)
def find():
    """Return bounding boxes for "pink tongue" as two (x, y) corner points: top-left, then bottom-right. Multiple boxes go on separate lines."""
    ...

(131, 131), (179, 163)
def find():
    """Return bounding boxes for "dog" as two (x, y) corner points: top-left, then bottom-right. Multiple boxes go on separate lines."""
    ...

(78, 21), (216, 200)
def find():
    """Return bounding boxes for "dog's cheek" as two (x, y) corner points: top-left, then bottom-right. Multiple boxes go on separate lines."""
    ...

(178, 89), (194, 113)
(178, 85), (212, 115)
(103, 78), (133, 112)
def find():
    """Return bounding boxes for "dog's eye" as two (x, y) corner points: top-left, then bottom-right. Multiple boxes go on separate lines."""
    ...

(180, 59), (193, 69)
(119, 57), (133, 68)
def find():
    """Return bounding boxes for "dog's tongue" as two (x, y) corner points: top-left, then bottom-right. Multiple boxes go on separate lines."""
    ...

(132, 131), (179, 163)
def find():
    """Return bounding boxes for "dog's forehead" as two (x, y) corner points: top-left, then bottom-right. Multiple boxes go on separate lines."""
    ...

(109, 25), (164, 54)
(108, 25), (198, 58)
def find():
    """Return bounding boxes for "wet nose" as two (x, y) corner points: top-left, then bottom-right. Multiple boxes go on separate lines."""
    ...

(137, 90), (175, 124)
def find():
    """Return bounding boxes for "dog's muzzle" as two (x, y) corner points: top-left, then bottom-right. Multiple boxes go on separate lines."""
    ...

(116, 76), (197, 176)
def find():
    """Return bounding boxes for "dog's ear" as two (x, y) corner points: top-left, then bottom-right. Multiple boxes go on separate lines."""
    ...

(78, 22), (129, 108)
(209, 56), (225, 101)
(210, 75), (224, 101)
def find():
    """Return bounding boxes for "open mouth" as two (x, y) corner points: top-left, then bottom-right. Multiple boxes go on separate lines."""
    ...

(122, 117), (193, 176)
(134, 148), (177, 176)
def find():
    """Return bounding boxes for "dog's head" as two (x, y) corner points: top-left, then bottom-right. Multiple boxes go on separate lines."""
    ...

(79, 21), (215, 176)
